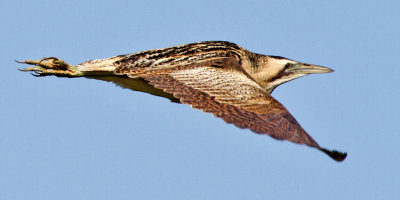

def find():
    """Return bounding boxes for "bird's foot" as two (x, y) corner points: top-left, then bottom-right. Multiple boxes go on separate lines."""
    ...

(17, 57), (83, 77)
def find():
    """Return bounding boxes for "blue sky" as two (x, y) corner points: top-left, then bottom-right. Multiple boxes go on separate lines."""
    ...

(1, 0), (399, 199)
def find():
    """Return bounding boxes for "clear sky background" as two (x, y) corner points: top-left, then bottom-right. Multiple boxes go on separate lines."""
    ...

(1, 0), (399, 199)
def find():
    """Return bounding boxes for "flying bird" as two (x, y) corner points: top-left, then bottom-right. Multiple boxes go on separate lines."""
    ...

(18, 41), (347, 161)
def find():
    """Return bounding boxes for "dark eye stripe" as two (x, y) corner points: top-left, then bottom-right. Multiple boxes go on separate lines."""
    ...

(268, 65), (289, 82)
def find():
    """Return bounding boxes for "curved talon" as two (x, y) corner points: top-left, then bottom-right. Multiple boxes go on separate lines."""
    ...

(31, 72), (41, 77)
(41, 57), (59, 60)
(15, 60), (26, 64)
(31, 71), (49, 77)
(39, 57), (59, 63)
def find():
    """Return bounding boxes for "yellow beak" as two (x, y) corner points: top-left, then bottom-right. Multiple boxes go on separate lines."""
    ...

(288, 63), (334, 74)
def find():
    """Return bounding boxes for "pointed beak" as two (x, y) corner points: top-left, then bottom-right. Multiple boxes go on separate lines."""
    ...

(288, 63), (334, 74)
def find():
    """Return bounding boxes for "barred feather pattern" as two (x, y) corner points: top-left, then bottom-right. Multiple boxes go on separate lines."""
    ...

(114, 41), (250, 76)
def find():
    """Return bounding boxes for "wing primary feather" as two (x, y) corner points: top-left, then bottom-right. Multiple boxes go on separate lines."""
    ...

(319, 148), (347, 162)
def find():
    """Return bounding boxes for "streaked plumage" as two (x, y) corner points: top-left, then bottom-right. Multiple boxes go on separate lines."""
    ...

(18, 41), (347, 161)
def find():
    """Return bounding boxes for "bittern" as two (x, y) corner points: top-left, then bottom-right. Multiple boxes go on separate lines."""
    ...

(18, 41), (347, 161)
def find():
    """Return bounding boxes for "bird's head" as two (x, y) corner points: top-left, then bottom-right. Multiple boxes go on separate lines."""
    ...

(254, 55), (333, 93)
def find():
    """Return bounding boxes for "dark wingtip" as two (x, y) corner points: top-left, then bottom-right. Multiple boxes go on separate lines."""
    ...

(319, 148), (347, 162)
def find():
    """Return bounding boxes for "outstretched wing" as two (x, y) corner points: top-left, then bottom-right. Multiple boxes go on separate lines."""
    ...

(115, 57), (346, 161)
